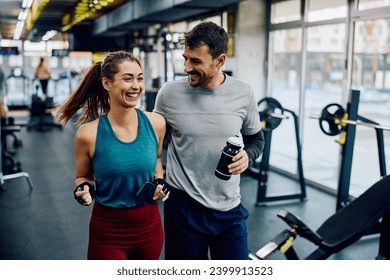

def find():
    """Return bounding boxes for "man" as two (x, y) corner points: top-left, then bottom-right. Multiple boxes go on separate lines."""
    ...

(154, 21), (264, 260)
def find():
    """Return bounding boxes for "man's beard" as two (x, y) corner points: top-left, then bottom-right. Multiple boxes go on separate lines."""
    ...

(187, 71), (213, 88)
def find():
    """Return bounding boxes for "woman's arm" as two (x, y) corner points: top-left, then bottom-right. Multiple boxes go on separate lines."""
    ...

(148, 112), (166, 179)
(146, 112), (168, 200)
(73, 122), (97, 205)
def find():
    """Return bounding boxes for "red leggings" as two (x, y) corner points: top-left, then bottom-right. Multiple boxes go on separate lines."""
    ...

(87, 202), (163, 260)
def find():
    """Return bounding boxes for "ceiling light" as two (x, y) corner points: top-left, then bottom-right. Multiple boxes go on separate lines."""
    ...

(26, 0), (50, 31)
(62, 0), (116, 32)
(42, 30), (57, 41)
(13, 21), (25, 40)
(13, 0), (50, 40)
(22, 0), (34, 9)
(18, 9), (30, 21)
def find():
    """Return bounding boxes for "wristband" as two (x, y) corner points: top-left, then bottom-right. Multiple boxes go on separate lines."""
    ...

(153, 178), (166, 186)
(153, 178), (172, 197)
(73, 181), (95, 206)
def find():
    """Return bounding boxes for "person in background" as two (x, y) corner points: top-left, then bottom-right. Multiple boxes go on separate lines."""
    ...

(0, 65), (8, 120)
(35, 57), (51, 97)
(154, 21), (265, 260)
(56, 50), (167, 260)
(0, 65), (5, 102)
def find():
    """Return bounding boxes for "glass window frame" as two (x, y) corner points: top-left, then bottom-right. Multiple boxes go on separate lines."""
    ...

(265, 0), (390, 196)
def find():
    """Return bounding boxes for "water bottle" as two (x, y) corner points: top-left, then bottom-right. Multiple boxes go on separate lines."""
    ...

(215, 135), (242, 180)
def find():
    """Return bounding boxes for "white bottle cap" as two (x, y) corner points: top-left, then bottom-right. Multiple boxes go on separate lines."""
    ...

(227, 135), (242, 148)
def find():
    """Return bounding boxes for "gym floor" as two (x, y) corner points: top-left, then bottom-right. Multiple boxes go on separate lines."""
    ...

(0, 112), (381, 260)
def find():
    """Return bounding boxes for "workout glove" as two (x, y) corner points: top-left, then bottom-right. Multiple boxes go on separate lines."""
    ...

(73, 182), (95, 206)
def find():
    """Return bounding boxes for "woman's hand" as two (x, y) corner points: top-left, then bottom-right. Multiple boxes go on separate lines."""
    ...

(153, 183), (170, 202)
(74, 184), (94, 206)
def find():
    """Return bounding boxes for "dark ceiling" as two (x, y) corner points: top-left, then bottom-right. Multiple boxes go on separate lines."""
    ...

(0, 0), (242, 50)
(0, 0), (129, 41)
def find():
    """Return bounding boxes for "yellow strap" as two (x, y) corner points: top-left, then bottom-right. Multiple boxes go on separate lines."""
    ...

(335, 112), (349, 127)
(280, 236), (294, 253)
(335, 131), (347, 145)
(334, 112), (349, 144)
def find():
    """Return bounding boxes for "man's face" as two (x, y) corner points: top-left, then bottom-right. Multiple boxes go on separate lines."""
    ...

(182, 44), (220, 88)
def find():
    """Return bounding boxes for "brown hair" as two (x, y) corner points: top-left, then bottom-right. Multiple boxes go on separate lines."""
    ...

(56, 50), (141, 126)
(184, 21), (228, 59)
(38, 57), (45, 66)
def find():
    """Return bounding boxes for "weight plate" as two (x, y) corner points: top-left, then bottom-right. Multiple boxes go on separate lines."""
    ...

(258, 97), (284, 131)
(319, 103), (345, 136)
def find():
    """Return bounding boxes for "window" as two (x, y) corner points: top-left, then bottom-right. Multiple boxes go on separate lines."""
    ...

(350, 19), (390, 196)
(267, 0), (390, 196)
(307, 0), (347, 22)
(303, 24), (346, 189)
(271, 0), (301, 24)
(358, 0), (390, 10)
(268, 28), (302, 174)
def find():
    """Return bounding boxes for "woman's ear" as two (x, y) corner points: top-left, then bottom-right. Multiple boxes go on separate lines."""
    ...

(102, 77), (110, 91)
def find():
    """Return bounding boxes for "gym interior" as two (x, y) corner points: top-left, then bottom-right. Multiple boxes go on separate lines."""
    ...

(0, 0), (389, 260)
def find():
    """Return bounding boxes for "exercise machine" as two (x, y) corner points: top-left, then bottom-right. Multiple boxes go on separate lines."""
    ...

(245, 97), (306, 206)
(27, 84), (63, 132)
(5, 69), (31, 110)
(310, 89), (388, 210)
(0, 116), (33, 192)
(249, 175), (390, 260)
(1, 117), (23, 175)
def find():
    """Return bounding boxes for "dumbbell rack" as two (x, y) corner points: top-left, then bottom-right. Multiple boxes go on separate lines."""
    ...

(0, 120), (33, 192)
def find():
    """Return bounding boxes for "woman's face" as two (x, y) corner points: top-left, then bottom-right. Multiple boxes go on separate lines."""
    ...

(107, 60), (144, 109)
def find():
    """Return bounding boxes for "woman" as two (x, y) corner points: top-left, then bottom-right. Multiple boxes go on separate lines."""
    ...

(56, 51), (167, 260)
(35, 57), (51, 96)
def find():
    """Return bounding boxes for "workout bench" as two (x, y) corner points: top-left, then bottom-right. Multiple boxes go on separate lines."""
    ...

(250, 175), (390, 260)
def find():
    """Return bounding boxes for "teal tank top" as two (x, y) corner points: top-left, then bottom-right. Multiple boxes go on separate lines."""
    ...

(92, 109), (158, 208)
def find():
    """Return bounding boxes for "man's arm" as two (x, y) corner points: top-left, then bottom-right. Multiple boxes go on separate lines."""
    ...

(243, 129), (265, 162)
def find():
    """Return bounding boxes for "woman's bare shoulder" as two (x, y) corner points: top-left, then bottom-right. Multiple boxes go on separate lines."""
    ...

(75, 119), (99, 142)
(144, 111), (165, 127)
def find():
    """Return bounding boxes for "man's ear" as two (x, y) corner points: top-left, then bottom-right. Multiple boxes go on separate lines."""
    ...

(217, 54), (226, 68)
(102, 77), (110, 91)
